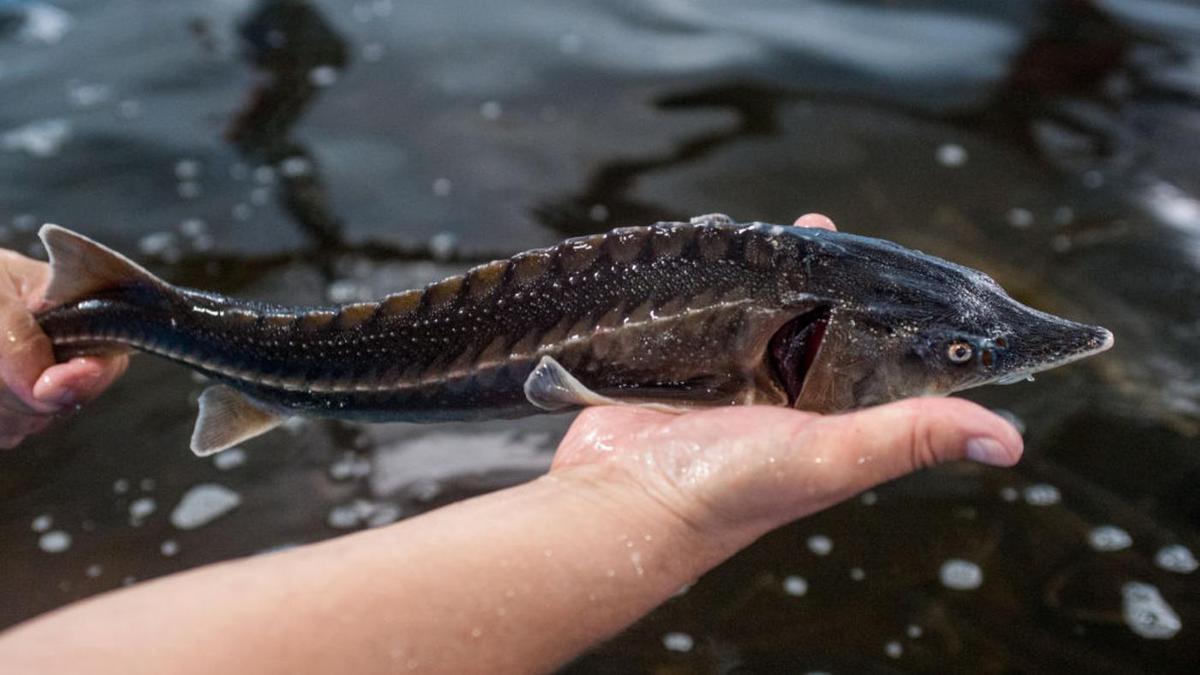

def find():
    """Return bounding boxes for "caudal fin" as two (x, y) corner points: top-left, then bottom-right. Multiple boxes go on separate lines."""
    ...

(38, 224), (163, 306)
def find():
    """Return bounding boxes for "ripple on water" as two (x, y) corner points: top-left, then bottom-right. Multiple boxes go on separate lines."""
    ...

(939, 559), (983, 590)
(1154, 545), (1198, 574)
(170, 484), (242, 530)
(1088, 525), (1133, 552)
(1121, 582), (1181, 640)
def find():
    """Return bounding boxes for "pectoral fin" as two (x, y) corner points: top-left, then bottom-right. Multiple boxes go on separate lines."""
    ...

(191, 385), (285, 456)
(523, 356), (688, 414)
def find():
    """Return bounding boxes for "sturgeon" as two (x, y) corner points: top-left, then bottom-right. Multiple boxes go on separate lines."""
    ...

(35, 214), (1113, 456)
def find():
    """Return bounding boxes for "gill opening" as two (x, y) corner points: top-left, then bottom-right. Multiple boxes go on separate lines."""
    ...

(768, 307), (831, 406)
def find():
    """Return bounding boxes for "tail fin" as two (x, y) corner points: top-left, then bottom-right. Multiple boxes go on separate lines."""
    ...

(38, 224), (163, 306)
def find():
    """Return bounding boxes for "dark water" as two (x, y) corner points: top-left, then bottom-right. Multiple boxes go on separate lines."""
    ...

(2, 0), (1199, 671)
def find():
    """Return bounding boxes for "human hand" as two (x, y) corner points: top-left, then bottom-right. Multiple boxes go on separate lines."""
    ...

(549, 213), (1023, 548)
(0, 248), (127, 448)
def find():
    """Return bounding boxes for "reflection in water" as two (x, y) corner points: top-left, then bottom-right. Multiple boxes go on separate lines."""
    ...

(227, 0), (348, 250)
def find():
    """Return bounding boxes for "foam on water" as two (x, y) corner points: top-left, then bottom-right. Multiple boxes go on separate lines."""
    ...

(170, 484), (242, 530)
(39, 530), (71, 553)
(1088, 525), (1133, 552)
(1023, 484), (1061, 506)
(939, 559), (983, 590)
(1121, 582), (1182, 640)
(1154, 545), (1198, 574)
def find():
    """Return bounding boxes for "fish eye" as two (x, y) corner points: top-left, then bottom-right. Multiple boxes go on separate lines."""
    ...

(947, 341), (973, 364)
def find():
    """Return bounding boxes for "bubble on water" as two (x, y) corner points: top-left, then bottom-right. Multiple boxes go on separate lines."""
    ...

(229, 163), (249, 181)
(429, 232), (457, 261)
(362, 43), (385, 63)
(139, 231), (180, 259)
(1053, 206), (1075, 225)
(308, 65), (339, 87)
(328, 499), (401, 529)
(179, 218), (208, 238)
(1007, 208), (1034, 228)
(329, 452), (371, 480)
(177, 181), (201, 200)
(1122, 582), (1181, 640)
(12, 213), (37, 231)
(906, 624), (923, 639)
(85, 564), (103, 578)
(129, 497), (157, 523)
(662, 631), (694, 653)
(327, 279), (371, 303)
(66, 81), (112, 108)
(113, 478), (130, 494)
(559, 32), (583, 54)
(480, 100), (503, 121)
(999, 486), (1020, 502)
(939, 559), (983, 590)
(279, 156), (312, 178)
(19, 3), (73, 45)
(589, 204), (609, 222)
(232, 203), (253, 221)
(783, 575), (808, 597)
(174, 159), (200, 180)
(1088, 525), (1133, 552)
(160, 539), (180, 557)
(935, 143), (967, 167)
(1023, 483), (1061, 506)
(806, 535), (833, 556)
(432, 177), (452, 197)
(849, 567), (866, 581)
(1154, 545), (1198, 574)
(213, 447), (246, 470)
(39, 530), (72, 553)
(250, 186), (272, 206)
(2, 118), (71, 157)
(859, 490), (878, 506)
(1083, 170), (1105, 189)
(170, 484), (241, 530)
(117, 99), (141, 119)
(884, 640), (903, 658)
(31, 514), (52, 532)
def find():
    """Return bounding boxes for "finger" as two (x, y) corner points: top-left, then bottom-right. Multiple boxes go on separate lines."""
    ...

(0, 301), (60, 413)
(33, 355), (129, 407)
(793, 214), (837, 231)
(814, 397), (1022, 490)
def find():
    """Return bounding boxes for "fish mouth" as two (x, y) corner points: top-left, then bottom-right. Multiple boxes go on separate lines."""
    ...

(768, 307), (832, 405)
(989, 326), (1114, 386)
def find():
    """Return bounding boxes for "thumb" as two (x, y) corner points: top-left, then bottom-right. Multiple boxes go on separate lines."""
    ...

(814, 397), (1023, 491)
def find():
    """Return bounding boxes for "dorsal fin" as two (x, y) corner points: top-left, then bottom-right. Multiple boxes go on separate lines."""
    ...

(38, 224), (163, 306)
(191, 385), (285, 456)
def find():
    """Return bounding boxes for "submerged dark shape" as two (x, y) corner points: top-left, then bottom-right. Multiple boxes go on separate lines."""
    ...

(35, 214), (1112, 455)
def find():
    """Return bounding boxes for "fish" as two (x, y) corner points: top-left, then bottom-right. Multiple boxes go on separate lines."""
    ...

(34, 214), (1113, 456)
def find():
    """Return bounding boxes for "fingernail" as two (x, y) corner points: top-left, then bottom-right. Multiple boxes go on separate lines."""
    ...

(965, 437), (1012, 466)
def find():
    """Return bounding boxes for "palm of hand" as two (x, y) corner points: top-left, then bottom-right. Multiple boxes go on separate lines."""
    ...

(551, 398), (1021, 540)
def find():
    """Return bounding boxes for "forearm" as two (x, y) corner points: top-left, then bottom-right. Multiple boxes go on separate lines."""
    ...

(0, 465), (739, 674)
